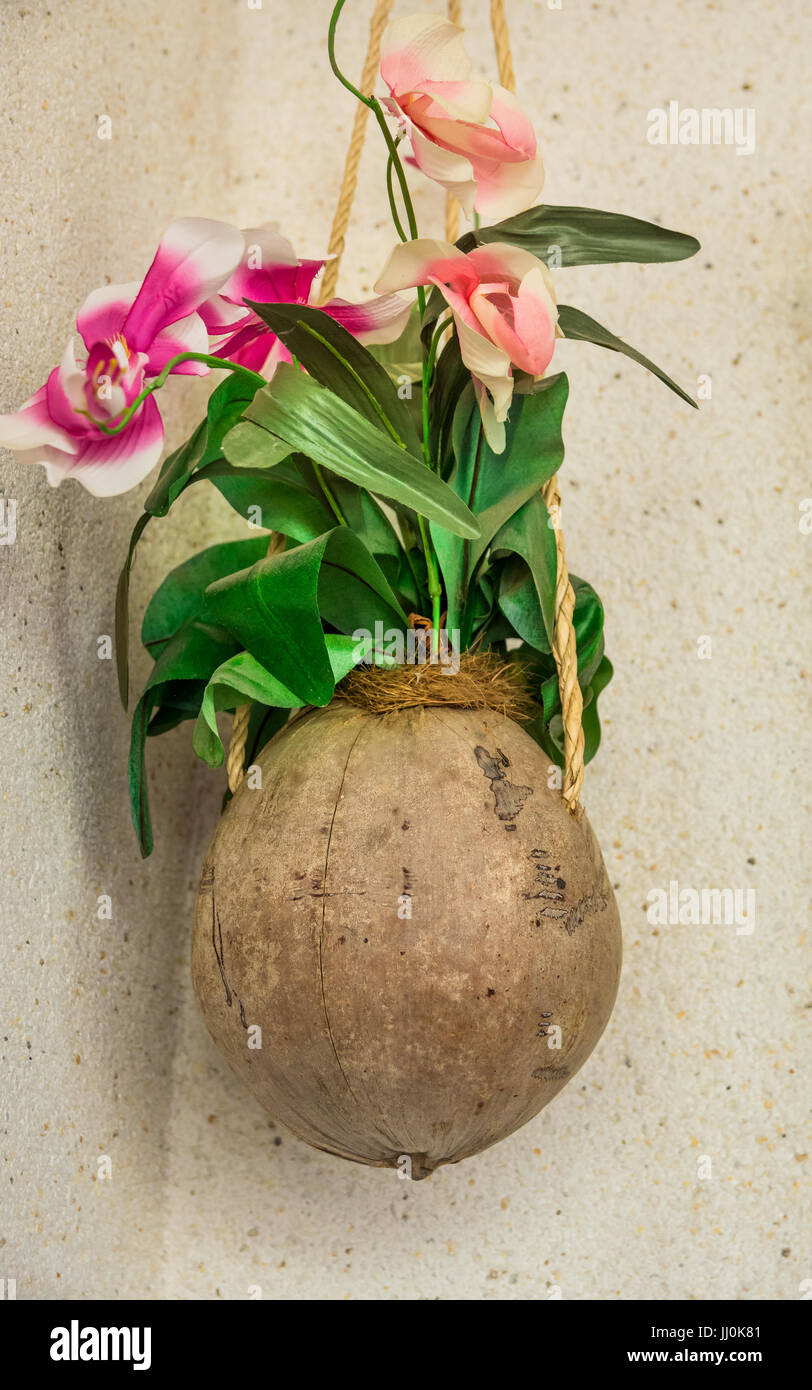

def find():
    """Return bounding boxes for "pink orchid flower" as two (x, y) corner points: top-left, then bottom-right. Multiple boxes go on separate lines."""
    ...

(0, 219), (244, 496)
(201, 225), (411, 378)
(380, 13), (544, 222)
(375, 237), (559, 449)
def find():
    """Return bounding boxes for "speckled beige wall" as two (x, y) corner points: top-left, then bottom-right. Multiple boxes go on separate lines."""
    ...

(1, 0), (808, 1300)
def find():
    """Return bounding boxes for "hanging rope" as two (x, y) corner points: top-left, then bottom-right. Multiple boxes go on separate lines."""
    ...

(488, 0), (584, 813)
(319, 0), (395, 304)
(229, 0), (584, 814)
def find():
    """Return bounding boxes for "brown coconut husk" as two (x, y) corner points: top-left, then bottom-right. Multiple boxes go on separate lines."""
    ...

(336, 650), (539, 722)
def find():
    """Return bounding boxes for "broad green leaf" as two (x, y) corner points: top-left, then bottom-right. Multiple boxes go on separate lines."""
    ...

(581, 654), (613, 764)
(146, 680), (207, 737)
(227, 364), (480, 540)
(498, 556), (551, 653)
(204, 527), (406, 707)
(570, 576), (606, 688)
(248, 301), (420, 452)
(491, 491), (559, 650)
(465, 204), (700, 267)
(193, 636), (368, 766)
(195, 459), (333, 537)
(432, 375), (568, 635)
(129, 620), (239, 857)
(143, 420), (207, 518)
(558, 304), (697, 408)
(141, 537), (271, 658)
(218, 420), (292, 471)
(117, 373), (269, 709)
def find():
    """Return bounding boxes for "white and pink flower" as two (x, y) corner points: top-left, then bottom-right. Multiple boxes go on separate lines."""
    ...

(0, 218), (244, 496)
(380, 13), (544, 222)
(201, 225), (411, 378)
(375, 237), (558, 447)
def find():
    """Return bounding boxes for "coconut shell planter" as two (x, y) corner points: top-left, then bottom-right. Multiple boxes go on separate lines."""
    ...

(1, 3), (699, 1177)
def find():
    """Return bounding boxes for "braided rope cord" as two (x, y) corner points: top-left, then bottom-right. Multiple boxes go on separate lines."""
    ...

(228, 0), (584, 812)
(489, 0), (584, 812)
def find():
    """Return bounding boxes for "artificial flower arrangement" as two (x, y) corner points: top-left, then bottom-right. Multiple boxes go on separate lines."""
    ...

(1, 6), (699, 1176)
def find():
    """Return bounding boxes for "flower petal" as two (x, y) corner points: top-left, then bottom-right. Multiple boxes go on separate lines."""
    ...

(322, 293), (412, 345)
(45, 340), (91, 434)
(381, 14), (476, 96)
(487, 86), (539, 161)
(76, 282), (140, 351)
(408, 126), (477, 214)
(123, 218), (244, 348)
(471, 148), (545, 220)
(374, 238), (470, 295)
(454, 314), (514, 422)
(65, 394), (165, 496)
(199, 295), (252, 336)
(147, 311), (209, 375)
(0, 383), (78, 456)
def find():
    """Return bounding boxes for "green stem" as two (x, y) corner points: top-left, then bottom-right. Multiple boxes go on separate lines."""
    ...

(420, 314), (451, 472)
(312, 462), (348, 526)
(417, 515), (442, 646)
(82, 353), (266, 436)
(386, 141), (408, 243)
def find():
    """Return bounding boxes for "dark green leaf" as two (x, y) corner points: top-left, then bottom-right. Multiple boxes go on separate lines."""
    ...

(247, 301), (419, 452)
(558, 304), (697, 408)
(432, 374), (568, 635)
(195, 459), (333, 537)
(141, 537), (271, 657)
(204, 527), (406, 707)
(466, 204), (700, 267)
(129, 620), (239, 857)
(193, 636), (367, 766)
(498, 556), (551, 653)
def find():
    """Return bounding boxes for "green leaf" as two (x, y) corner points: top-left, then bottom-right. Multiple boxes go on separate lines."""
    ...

(204, 527), (406, 707)
(195, 459), (334, 537)
(198, 371), (265, 467)
(432, 374), (568, 635)
(492, 491), (559, 650)
(581, 655), (613, 764)
(227, 364), (480, 539)
(115, 511), (151, 710)
(142, 374), (267, 518)
(498, 556), (551, 653)
(117, 373), (269, 709)
(427, 330), (470, 471)
(143, 420), (208, 518)
(570, 575), (606, 689)
(193, 635), (367, 767)
(141, 537), (271, 658)
(557, 304), (697, 408)
(247, 301), (419, 452)
(129, 620), (239, 857)
(466, 204), (700, 267)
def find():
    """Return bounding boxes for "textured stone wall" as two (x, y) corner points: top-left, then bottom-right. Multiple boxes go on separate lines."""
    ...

(1, 0), (808, 1299)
